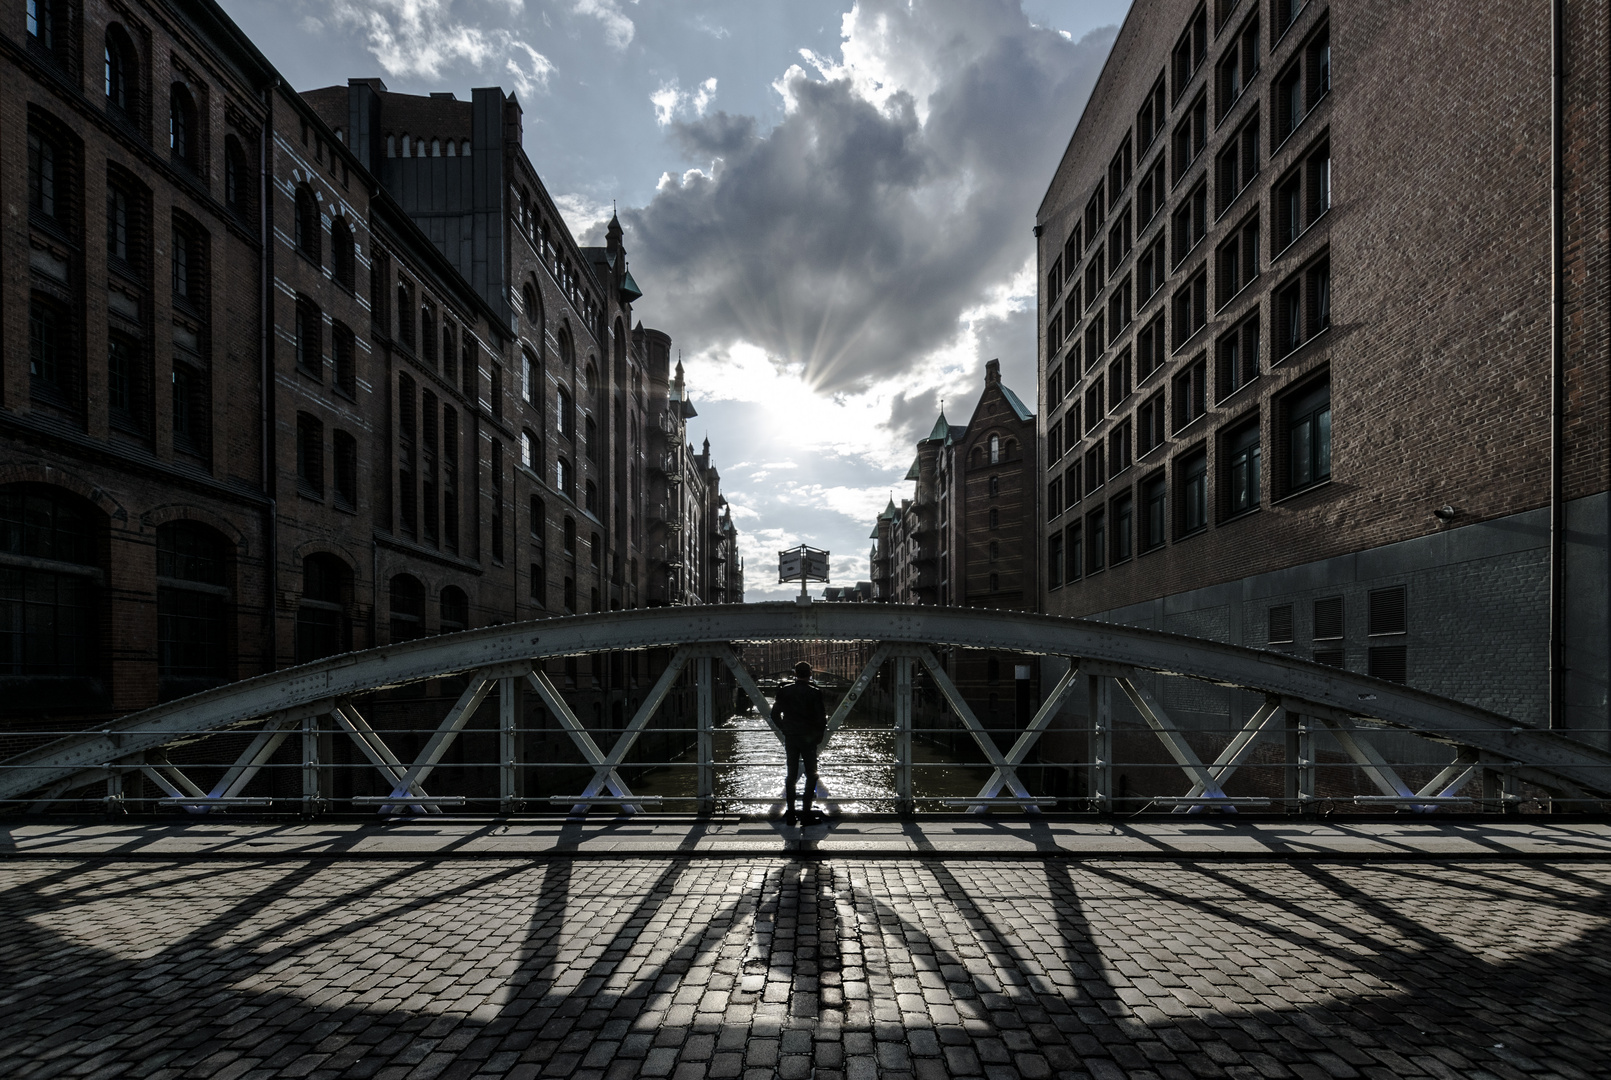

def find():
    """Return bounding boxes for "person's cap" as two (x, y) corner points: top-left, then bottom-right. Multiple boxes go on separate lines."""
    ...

(794, 661), (812, 677)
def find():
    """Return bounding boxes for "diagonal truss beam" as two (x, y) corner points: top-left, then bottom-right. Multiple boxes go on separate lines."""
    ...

(913, 647), (1039, 809)
(330, 702), (440, 814)
(826, 643), (894, 737)
(1116, 677), (1232, 807)
(1320, 716), (1418, 802)
(528, 665), (645, 814)
(206, 717), (297, 805)
(569, 645), (698, 810)
(1173, 695), (1283, 813)
(970, 660), (1082, 811)
(378, 675), (495, 814)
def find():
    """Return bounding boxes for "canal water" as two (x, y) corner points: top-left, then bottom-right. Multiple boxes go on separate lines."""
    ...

(631, 701), (993, 814)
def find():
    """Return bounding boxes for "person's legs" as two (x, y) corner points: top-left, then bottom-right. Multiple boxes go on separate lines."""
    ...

(800, 742), (821, 820)
(783, 738), (801, 823)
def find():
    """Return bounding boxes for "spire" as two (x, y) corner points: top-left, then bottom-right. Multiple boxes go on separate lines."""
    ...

(926, 409), (951, 441)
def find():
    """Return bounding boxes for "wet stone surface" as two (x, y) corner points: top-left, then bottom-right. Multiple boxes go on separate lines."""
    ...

(2, 857), (1609, 1079)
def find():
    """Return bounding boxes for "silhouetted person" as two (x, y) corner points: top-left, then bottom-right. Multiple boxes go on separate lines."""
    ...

(772, 660), (827, 825)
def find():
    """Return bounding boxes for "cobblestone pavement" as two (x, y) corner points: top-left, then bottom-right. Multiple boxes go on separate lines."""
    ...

(3, 858), (1608, 1080)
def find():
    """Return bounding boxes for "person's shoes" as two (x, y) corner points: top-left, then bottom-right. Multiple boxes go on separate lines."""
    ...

(784, 809), (798, 826)
(801, 809), (826, 825)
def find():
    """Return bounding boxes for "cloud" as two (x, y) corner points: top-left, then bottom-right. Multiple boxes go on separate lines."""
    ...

(327, 0), (553, 92)
(651, 77), (719, 127)
(573, 0), (634, 50)
(622, 0), (1114, 403)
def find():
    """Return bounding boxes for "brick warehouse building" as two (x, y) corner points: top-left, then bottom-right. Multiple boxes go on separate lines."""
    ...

(1036, 0), (1608, 799)
(0, 0), (743, 785)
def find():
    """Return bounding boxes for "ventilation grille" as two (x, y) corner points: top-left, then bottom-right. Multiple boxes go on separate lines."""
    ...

(1313, 649), (1345, 669)
(1368, 645), (1408, 683)
(1313, 596), (1344, 640)
(1369, 586), (1407, 636)
(1268, 604), (1294, 644)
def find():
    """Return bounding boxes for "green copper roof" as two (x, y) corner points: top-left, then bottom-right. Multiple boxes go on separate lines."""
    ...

(880, 497), (898, 520)
(868, 524), (881, 539)
(618, 268), (644, 305)
(904, 457), (920, 480)
(999, 382), (1034, 421)
(926, 410), (951, 441)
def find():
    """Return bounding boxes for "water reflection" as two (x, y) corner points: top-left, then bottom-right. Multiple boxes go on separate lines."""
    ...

(632, 702), (992, 814)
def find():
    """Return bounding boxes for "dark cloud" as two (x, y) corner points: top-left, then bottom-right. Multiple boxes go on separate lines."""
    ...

(622, 0), (1116, 395)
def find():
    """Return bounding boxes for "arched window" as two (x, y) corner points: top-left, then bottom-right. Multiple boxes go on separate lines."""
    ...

(169, 83), (197, 170)
(442, 322), (457, 383)
(522, 283), (538, 322)
(461, 140), (471, 156)
(430, 138), (441, 157)
(294, 185), (321, 264)
(989, 434), (1000, 464)
(988, 540), (999, 564)
(400, 134), (411, 157)
(396, 281), (414, 347)
(386, 134), (395, 157)
(989, 508), (1000, 530)
(562, 515), (576, 554)
(105, 26), (138, 119)
(584, 480), (597, 514)
(389, 574), (425, 642)
(420, 306), (437, 367)
(156, 521), (230, 700)
(445, 139), (455, 157)
(224, 136), (251, 218)
(439, 586), (468, 634)
(330, 216), (355, 289)
(522, 429), (537, 469)
(556, 457), (572, 497)
(295, 554), (351, 663)
(0, 485), (102, 698)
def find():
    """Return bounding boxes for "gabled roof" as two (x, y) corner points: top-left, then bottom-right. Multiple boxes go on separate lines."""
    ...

(999, 382), (1034, 421)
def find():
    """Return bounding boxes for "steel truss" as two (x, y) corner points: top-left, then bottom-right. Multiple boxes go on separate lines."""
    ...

(3, 603), (1609, 814)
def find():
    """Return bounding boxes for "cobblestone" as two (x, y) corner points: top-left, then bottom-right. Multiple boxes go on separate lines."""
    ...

(1, 858), (1608, 1078)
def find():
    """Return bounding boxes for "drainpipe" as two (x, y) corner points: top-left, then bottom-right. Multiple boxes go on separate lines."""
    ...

(1547, 0), (1564, 729)
(262, 81), (280, 673)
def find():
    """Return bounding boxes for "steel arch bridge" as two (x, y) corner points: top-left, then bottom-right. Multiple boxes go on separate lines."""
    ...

(5, 603), (1609, 815)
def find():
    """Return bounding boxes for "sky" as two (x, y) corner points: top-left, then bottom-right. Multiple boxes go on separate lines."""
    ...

(218, 0), (1133, 600)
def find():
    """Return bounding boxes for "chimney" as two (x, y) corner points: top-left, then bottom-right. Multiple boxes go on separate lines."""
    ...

(985, 358), (1001, 385)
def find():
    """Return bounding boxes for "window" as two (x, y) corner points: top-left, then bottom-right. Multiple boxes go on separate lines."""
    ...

(1216, 313), (1260, 399)
(295, 555), (349, 663)
(1112, 491), (1133, 563)
(1172, 268), (1208, 348)
(332, 322), (356, 397)
(1171, 4), (1208, 100)
(105, 26), (139, 119)
(442, 323), (457, 384)
(1178, 448), (1208, 535)
(1274, 61), (1304, 144)
(1046, 366), (1062, 410)
(989, 434), (1000, 464)
(1085, 377), (1104, 430)
(225, 136), (251, 219)
(1138, 392), (1167, 454)
(1084, 186), (1106, 246)
(107, 332), (144, 433)
(1217, 13), (1260, 122)
(1046, 314), (1062, 361)
(421, 306), (437, 369)
(331, 217), (355, 289)
(106, 176), (143, 269)
(1108, 208), (1133, 268)
(1047, 256), (1064, 301)
(1110, 418), (1132, 476)
(1084, 312), (1105, 366)
(1066, 524), (1083, 582)
(557, 456), (573, 498)
(28, 128), (64, 224)
(1087, 508), (1106, 574)
(297, 412), (324, 497)
(1223, 418), (1260, 516)
(1284, 376), (1331, 492)
(988, 474), (1000, 497)
(1141, 474), (1167, 551)
(563, 515), (576, 555)
(1276, 251), (1329, 356)
(440, 587), (468, 634)
(1108, 352), (1132, 409)
(292, 185), (324, 265)
(1084, 245), (1105, 307)
(557, 386), (574, 441)
(589, 532), (602, 569)
(563, 575), (576, 614)
(1048, 419), (1063, 464)
(1172, 355), (1207, 430)
(397, 374), (416, 534)
(442, 409), (459, 553)
(156, 522), (229, 699)
(522, 429), (537, 470)
(585, 416), (598, 462)
(171, 223), (205, 309)
(1137, 73), (1168, 149)
(1276, 170), (1303, 251)
(1138, 153), (1167, 226)
(30, 295), (75, 406)
(389, 574), (425, 642)
(1084, 443), (1106, 494)
(295, 296), (322, 378)
(585, 480), (597, 514)
(1217, 215), (1259, 308)
(1108, 276), (1132, 333)
(1309, 24), (1331, 100)
(1273, 0), (1305, 40)
(27, 0), (71, 66)
(1313, 596), (1343, 640)
(395, 280), (414, 348)
(1306, 140), (1333, 224)
(1066, 461), (1081, 507)
(1171, 91), (1208, 183)
(1137, 314), (1167, 380)
(1047, 477), (1062, 519)
(1268, 604), (1294, 643)
(1108, 135), (1133, 199)
(0, 485), (100, 685)
(1216, 112), (1261, 216)
(1138, 235), (1167, 302)
(1048, 532), (1064, 589)
(490, 440), (505, 562)
(1171, 182), (1208, 266)
(491, 362), (504, 421)
(334, 430), (357, 508)
(171, 360), (208, 456)
(169, 84), (198, 171)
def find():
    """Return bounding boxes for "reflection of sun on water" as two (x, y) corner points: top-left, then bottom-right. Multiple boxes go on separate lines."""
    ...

(632, 698), (992, 814)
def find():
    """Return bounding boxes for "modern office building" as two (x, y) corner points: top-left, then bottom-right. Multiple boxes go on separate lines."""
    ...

(0, 0), (742, 768)
(1037, 0), (1607, 747)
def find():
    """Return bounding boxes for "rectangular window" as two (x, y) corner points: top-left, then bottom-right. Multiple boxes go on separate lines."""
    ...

(108, 333), (143, 433)
(1066, 523), (1083, 581)
(1046, 313), (1062, 361)
(1138, 73), (1168, 149)
(334, 430), (357, 508)
(1171, 182), (1208, 266)
(1085, 442), (1106, 494)
(1142, 473), (1167, 551)
(1274, 0), (1304, 40)
(1064, 223), (1082, 265)
(1085, 313), (1105, 365)
(1112, 491), (1133, 563)
(1108, 352), (1132, 410)
(1138, 391), (1166, 454)
(1085, 378), (1104, 431)
(1306, 140), (1332, 223)
(1172, 268), (1208, 349)
(1087, 509), (1106, 573)
(1276, 275), (1303, 356)
(1223, 419), (1260, 516)
(1048, 419), (1063, 463)
(1084, 246), (1105, 308)
(332, 322), (356, 397)
(1109, 418), (1132, 477)
(297, 413), (324, 497)
(1307, 24), (1331, 103)
(1108, 135), (1133, 200)
(1172, 4), (1209, 100)
(1107, 207), (1133, 265)
(1137, 314), (1167, 380)
(1216, 313), (1260, 399)
(1275, 60), (1304, 144)
(1369, 586), (1406, 636)
(1216, 214), (1259, 308)
(1216, 112), (1261, 217)
(1065, 461), (1081, 506)
(172, 361), (208, 456)
(295, 297), (322, 379)
(1277, 170), (1303, 250)
(1046, 367), (1062, 411)
(1108, 276), (1132, 333)
(1170, 91), (1208, 183)
(1047, 477), (1062, 519)
(1048, 532), (1064, 589)
(1084, 186), (1106, 245)
(1138, 235), (1167, 302)
(1284, 375), (1331, 492)
(1138, 153), (1167, 226)
(1064, 289), (1080, 333)
(1308, 253), (1331, 334)
(1268, 604), (1294, 643)
(1178, 448), (1207, 534)
(1313, 595), (1344, 640)
(1047, 255), (1063, 301)
(1173, 355), (1207, 430)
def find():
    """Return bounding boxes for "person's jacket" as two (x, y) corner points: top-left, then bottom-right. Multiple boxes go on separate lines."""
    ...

(772, 680), (827, 740)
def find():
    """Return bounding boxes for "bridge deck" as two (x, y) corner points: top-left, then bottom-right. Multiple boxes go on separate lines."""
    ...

(2, 835), (1607, 1080)
(5, 817), (1611, 860)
